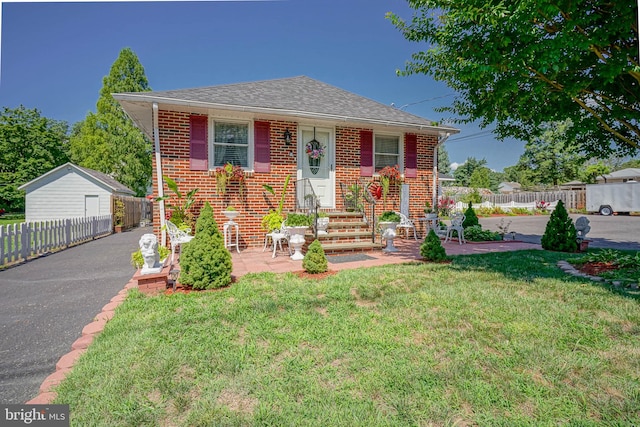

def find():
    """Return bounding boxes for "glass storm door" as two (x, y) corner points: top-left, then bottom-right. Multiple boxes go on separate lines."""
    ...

(298, 127), (334, 208)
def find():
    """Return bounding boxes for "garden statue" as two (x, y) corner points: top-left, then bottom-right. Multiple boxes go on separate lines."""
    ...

(139, 233), (162, 274)
(575, 216), (591, 241)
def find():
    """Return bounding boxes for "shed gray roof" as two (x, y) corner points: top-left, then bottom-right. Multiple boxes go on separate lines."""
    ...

(19, 162), (135, 195)
(113, 76), (459, 139)
(596, 168), (640, 181)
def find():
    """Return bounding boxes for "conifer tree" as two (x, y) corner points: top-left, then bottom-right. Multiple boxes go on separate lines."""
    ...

(70, 47), (152, 196)
(420, 229), (447, 262)
(541, 200), (578, 252)
(462, 201), (479, 229)
(179, 202), (232, 289)
(303, 240), (328, 274)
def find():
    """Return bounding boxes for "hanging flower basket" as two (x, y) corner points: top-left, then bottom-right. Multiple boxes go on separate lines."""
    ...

(305, 140), (325, 175)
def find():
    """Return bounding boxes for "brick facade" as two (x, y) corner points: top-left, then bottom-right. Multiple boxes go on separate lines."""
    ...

(153, 110), (439, 249)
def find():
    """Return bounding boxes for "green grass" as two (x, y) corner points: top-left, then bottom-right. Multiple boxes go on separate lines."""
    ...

(54, 250), (640, 426)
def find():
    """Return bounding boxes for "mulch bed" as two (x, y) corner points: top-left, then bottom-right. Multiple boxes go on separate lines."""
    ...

(292, 270), (338, 280)
(577, 261), (619, 276)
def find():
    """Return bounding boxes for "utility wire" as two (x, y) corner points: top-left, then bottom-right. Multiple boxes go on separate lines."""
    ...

(391, 93), (456, 110)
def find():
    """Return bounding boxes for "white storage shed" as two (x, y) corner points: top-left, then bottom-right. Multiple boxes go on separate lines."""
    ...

(19, 163), (135, 222)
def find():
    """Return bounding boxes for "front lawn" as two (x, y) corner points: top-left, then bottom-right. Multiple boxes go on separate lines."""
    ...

(54, 250), (640, 426)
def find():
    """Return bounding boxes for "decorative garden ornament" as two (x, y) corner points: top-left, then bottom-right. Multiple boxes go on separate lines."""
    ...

(139, 233), (162, 274)
(380, 222), (398, 252)
(288, 226), (308, 260)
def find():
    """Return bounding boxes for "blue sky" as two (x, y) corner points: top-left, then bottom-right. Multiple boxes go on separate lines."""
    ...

(0, 0), (526, 172)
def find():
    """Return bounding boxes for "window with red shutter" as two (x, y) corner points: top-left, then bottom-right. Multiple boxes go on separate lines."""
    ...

(189, 115), (208, 171)
(360, 130), (373, 177)
(254, 121), (270, 173)
(405, 134), (417, 178)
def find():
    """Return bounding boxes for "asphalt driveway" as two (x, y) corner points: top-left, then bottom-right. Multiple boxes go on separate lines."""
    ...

(0, 226), (151, 404)
(479, 214), (640, 251)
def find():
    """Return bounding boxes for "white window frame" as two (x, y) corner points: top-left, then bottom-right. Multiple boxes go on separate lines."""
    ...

(208, 118), (254, 170)
(373, 132), (403, 175)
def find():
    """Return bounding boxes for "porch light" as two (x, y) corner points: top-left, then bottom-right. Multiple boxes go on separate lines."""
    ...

(283, 128), (292, 145)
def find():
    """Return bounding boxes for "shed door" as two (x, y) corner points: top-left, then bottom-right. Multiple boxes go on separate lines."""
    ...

(85, 195), (99, 218)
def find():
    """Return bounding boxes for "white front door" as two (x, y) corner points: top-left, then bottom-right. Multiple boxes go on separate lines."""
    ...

(85, 195), (99, 218)
(298, 126), (334, 208)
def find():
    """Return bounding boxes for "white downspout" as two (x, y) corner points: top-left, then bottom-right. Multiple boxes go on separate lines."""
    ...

(153, 102), (167, 246)
(433, 132), (451, 209)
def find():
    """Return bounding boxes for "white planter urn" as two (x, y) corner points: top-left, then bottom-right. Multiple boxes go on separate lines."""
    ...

(287, 226), (308, 260)
(222, 210), (239, 222)
(316, 217), (329, 235)
(379, 221), (399, 252)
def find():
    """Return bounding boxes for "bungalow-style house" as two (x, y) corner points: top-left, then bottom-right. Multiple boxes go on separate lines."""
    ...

(498, 182), (522, 194)
(19, 162), (135, 222)
(114, 76), (459, 249)
(596, 168), (640, 184)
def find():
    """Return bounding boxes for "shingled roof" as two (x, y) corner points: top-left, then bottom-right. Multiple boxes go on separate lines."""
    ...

(19, 163), (135, 196)
(114, 76), (459, 139)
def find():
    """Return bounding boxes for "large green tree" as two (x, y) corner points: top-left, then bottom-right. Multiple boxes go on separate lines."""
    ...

(388, 1), (640, 157)
(70, 48), (152, 196)
(515, 121), (585, 187)
(0, 106), (69, 211)
(453, 157), (488, 187)
(437, 144), (451, 175)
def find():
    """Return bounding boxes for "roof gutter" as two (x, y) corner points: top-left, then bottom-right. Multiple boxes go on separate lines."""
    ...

(433, 132), (452, 209)
(152, 102), (167, 247)
(113, 93), (460, 135)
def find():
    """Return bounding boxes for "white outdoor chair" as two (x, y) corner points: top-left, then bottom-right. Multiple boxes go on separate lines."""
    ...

(165, 220), (194, 264)
(444, 213), (466, 245)
(263, 220), (291, 258)
(395, 211), (418, 240)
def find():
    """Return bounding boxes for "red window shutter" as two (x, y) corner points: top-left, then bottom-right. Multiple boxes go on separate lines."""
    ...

(254, 121), (271, 173)
(360, 130), (373, 177)
(189, 115), (208, 171)
(405, 134), (417, 178)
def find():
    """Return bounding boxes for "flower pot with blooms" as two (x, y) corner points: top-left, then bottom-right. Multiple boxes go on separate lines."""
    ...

(305, 140), (326, 175)
(214, 163), (246, 197)
(377, 165), (402, 210)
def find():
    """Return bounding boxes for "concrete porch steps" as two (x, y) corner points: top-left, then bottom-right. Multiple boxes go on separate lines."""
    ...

(308, 210), (382, 254)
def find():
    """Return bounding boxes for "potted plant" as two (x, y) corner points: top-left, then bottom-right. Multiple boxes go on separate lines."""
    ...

(285, 213), (311, 260)
(113, 199), (125, 232)
(378, 211), (400, 252)
(424, 201), (437, 219)
(261, 174), (290, 232)
(222, 205), (239, 221)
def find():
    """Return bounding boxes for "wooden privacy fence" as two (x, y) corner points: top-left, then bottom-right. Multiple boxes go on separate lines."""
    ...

(0, 215), (112, 267)
(112, 195), (152, 230)
(450, 190), (586, 210)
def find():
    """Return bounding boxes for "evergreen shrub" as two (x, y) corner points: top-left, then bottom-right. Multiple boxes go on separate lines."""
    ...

(541, 200), (578, 252)
(302, 240), (328, 274)
(420, 229), (448, 262)
(462, 201), (479, 229)
(179, 202), (232, 289)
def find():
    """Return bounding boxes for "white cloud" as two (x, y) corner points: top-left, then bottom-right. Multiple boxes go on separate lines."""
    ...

(450, 162), (460, 171)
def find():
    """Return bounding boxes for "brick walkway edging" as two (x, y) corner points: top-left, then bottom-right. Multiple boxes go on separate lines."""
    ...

(25, 279), (138, 404)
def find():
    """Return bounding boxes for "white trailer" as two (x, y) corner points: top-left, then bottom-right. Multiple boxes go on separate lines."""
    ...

(586, 182), (640, 215)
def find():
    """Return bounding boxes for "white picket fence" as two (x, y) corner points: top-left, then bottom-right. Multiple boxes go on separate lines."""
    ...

(0, 215), (113, 267)
(453, 200), (559, 212)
